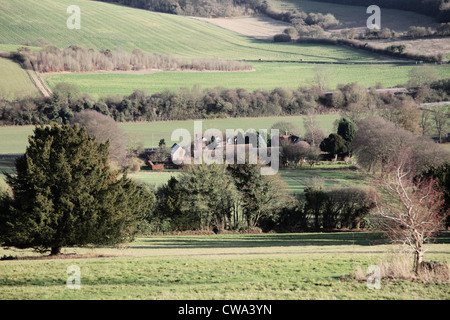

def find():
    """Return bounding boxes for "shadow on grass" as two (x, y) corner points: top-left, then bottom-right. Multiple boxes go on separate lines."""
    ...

(135, 232), (384, 249)
(135, 232), (450, 250)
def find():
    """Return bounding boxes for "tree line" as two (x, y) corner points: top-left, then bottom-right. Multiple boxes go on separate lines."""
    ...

(143, 162), (377, 234)
(1, 77), (449, 128)
(95, 0), (267, 17)
(9, 45), (252, 73)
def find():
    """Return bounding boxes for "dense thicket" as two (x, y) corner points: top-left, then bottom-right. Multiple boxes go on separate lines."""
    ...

(146, 162), (295, 233)
(310, 0), (450, 23)
(146, 163), (376, 234)
(351, 117), (450, 174)
(1, 79), (449, 126)
(13, 46), (252, 73)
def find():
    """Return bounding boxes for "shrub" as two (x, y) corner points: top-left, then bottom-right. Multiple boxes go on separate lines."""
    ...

(273, 33), (292, 42)
(436, 23), (450, 36)
(406, 26), (434, 38)
(283, 27), (298, 39)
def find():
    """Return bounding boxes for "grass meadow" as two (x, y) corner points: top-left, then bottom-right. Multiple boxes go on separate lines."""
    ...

(125, 164), (368, 192)
(0, 57), (40, 100)
(44, 62), (450, 98)
(0, 232), (448, 300)
(2, 0), (450, 99)
(0, 0), (379, 61)
(0, 114), (340, 154)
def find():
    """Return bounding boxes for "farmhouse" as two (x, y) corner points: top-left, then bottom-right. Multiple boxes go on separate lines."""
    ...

(279, 134), (302, 145)
(147, 160), (164, 170)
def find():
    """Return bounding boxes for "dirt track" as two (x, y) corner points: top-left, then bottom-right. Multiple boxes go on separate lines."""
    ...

(27, 70), (52, 97)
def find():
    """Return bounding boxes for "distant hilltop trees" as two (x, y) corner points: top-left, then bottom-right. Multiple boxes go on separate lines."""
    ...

(310, 0), (450, 23)
(96, 0), (450, 23)
(95, 0), (268, 17)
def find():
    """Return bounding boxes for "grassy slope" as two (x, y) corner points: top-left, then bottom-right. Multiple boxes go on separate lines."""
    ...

(0, 0), (375, 61)
(0, 232), (448, 299)
(3, 0), (449, 96)
(0, 58), (40, 100)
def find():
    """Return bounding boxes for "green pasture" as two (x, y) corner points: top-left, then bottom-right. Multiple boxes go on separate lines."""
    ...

(0, 114), (339, 154)
(1, 156), (367, 194)
(1, 0), (450, 99)
(0, 232), (448, 299)
(45, 63), (450, 98)
(0, 57), (40, 100)
(0, 125), (35, 154)
(128, 170), (181, 188)
(279, 166), (368, 193)
(125, 165), (368, 193)
(0, 0), (379, 62)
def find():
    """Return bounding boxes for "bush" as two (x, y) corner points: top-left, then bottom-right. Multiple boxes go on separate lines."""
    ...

(436, 23), (450, 36)
(386, 45), (406, 54)
(406, 26), (434, 38)
(296, 25), (326, 38)
(273, 33), (292, 42)
(283, 27), (298, 39)
(362, 28), (394, 39)
(128, 157), (144, 173)
(303, 186), (374, 231)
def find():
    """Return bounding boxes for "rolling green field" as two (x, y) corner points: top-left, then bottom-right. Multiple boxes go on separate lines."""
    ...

(1, 156), (367, 194)
(0, 0), (379, 61)
(45, 62), (450, 98)
(1, 0), (449, 301)
(0, 57), (40, 100)
(0, 232), (448, 299)
(2, 0), (450, 98)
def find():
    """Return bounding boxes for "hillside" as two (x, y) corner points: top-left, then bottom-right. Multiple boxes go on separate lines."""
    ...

(0, 57), (40, 99)
(268, 0), (437, 32)
(0, 0), (374, 61)
(1, 0), (450, 97)
(300, 0), (450, 23)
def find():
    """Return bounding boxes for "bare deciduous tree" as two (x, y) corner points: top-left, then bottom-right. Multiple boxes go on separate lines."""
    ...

(303, 114), (328, 147)
(371, 152), (447, 274)
(72, 110), (128, 167)
(352, 117), (450, 175)
(432, 106), (450, 143)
